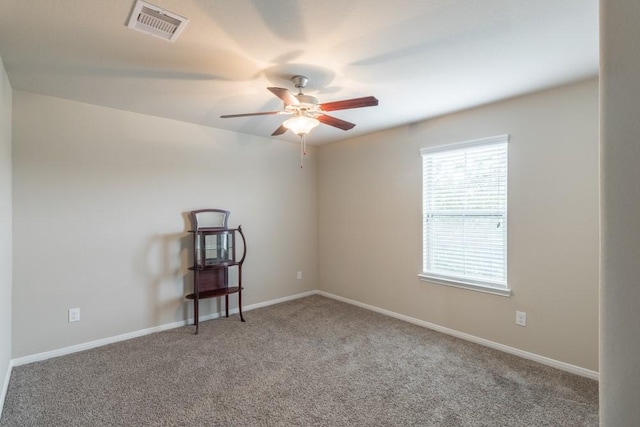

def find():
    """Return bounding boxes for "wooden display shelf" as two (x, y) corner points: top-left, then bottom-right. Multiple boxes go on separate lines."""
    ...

(188, 261), (240, 270)
(185, 286), (241, 300)
(188, 209), (247, 334)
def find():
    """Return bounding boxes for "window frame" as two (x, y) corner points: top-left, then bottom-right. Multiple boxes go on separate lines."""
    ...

(418, 134), (511, 297)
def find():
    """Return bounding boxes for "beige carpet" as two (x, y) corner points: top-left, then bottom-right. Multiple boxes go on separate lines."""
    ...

(1, 295), (598, 426)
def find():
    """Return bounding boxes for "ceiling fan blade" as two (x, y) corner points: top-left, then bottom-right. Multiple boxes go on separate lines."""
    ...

(320, 96), (379, 112)
(220, 111), (281, 118)
(267, 87), (300, 106)
(318, 114), (356, 131)
(271, 124), (288, 136)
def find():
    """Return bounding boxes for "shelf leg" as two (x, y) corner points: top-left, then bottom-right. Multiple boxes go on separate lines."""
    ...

(194, 297), (199, 335)
(225, 295), (229, 318)
(238, 289), (245, 322)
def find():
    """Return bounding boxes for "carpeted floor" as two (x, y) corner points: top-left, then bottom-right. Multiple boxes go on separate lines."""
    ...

(1, 295), (598, 426)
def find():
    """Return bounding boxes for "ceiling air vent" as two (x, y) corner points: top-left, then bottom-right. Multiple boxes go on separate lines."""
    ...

(126, 0), (189, 42)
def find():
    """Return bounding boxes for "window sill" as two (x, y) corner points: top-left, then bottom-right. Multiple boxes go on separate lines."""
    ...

(418, 274), (512, 297)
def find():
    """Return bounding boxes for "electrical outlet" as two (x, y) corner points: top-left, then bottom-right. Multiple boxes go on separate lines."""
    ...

(69, 308), (80, 323)
(515, 311), (526, 327)
(297, 271), (302, 280)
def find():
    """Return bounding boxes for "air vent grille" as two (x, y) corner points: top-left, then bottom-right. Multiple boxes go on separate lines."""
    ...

(138, 6), (181, 34)
(126, 1), (188, 42)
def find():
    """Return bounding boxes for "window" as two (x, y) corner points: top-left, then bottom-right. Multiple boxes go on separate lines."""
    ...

(419, 135), (509, 296)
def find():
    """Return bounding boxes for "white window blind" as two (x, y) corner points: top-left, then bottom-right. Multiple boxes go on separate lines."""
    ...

(420, 135), (508, 292)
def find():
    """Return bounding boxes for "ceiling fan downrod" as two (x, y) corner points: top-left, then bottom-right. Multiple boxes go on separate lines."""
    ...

(291, 75), (309, 95)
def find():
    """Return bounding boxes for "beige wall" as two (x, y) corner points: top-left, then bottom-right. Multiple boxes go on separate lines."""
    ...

(0, 56), (12, 405)
(600, 0), (640, 423)
(11, 91), (317, 358)
(317, 79), (599, 371)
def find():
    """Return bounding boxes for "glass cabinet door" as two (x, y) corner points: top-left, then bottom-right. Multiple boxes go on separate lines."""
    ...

(196, 231), (235, 267)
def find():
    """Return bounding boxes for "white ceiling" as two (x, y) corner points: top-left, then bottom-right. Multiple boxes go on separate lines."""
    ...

(0, 0), (598, 145)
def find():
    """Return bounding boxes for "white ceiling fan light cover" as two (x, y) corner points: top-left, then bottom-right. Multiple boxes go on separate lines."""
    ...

(283, 116), (320, 135)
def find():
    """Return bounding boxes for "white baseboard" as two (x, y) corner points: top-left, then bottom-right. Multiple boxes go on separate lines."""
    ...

(11, 290), (319, 367)
(317, 291), (599, 381)
(0, 359), (13, 418)
(9, 289), (598, 382)
(242, 290), (318, 311)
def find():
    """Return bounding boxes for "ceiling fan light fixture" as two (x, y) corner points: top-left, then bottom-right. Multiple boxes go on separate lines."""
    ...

(283, 115), (320, 135)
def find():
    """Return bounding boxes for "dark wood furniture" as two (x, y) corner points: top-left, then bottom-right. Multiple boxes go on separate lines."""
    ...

(187, 209), (246, 334)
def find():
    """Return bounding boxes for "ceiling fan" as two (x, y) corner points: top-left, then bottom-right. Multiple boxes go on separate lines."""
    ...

(220, 76), (378, 136)
(220, 75), (378, 167)
(220, 75), (378, 135)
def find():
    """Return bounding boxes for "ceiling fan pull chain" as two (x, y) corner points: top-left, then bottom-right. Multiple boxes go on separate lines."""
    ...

(299, 134), (309, 168)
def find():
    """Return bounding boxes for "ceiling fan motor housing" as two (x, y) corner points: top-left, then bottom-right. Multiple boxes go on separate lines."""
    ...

(295, 94), (318, 106)
(287, 98), (320, 117)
